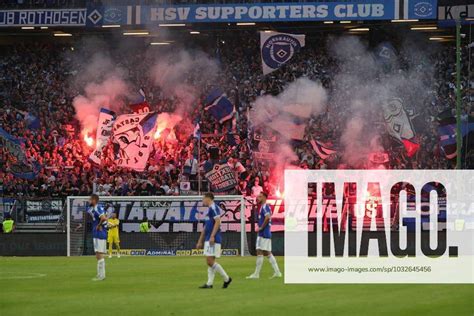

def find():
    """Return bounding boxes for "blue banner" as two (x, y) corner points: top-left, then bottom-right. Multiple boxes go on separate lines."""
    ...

(0, 8), (88, 26)
(0, 1), (437, 27)
(101, 1), (437, 25)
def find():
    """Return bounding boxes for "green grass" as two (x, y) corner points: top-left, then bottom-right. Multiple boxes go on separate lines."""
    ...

(0, 256), (472, 316)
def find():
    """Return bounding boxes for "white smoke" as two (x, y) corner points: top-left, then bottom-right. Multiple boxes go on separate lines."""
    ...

(70, 39), (219, 139)
(71, 48), (131, 138)
(329, 35), (436, 167)
(252, 77), (328, 180)
(252, 77), (327, 127)
(149, 50), (219, 115)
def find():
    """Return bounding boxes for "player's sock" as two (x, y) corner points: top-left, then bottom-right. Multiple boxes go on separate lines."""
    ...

(254, 255), (264, 276)
(98, 258), (106, 279)
(268, 254), (281, 274)
(108, 244), (113, 257)
(116, 244), (121, 258)
(96, 260), (100, 277)
(207, 266), (216, 286)
(213, 263), (229, 282)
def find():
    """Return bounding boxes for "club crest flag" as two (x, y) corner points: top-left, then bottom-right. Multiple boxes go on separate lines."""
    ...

(260, 31), (305, 75)
(112, 112), (158, 171)
(89, 108), (116, 165)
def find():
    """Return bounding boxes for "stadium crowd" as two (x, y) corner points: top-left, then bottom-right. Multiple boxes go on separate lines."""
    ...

(1, 31), (473, 199)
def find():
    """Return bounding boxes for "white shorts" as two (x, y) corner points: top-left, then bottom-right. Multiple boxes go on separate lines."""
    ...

(93, 238), (107, 254)
(256, 236), (272, 252)
(203, 241), (221, 258)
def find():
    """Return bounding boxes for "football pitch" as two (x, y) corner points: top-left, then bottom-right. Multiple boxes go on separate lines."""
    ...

(0, 256), (472, 316)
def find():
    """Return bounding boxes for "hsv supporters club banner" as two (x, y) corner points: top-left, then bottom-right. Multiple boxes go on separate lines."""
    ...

(89, 108), (116, 165)
(0, 2), (438, 28)
(205, 163), (238, 192)
(112, 112), (158, 171)
(260, 31), (305, 75)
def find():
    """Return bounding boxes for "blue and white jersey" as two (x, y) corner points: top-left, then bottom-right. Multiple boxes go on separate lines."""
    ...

(204, 203), (222, 244)
(87, 204), (108, 240)
(258, 203), (272, 239)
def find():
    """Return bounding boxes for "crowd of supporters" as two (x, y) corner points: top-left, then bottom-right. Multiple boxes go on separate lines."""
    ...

(1, 30), (473, 199)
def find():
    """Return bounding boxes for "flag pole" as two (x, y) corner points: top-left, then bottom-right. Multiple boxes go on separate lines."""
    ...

(198, 134), (202, 195)
(456, 20), (463, 169)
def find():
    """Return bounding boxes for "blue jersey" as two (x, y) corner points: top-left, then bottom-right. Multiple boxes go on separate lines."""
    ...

(88, 204), (108, 240)
(258, 204), (272, 239)
(204, 203), (222, 244)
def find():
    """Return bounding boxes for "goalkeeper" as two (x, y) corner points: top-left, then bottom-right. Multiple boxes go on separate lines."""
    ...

(107, 212), (121, 258)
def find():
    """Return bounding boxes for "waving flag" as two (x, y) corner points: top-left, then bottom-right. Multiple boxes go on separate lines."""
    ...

(374, 42), (397, 72)
(193, 122), (201, 140)
(438, 110), (474, 160)
(204, 89), (234, 124)
(260, 32), (305, 75)
(310, 138), (337, 160)
(129, 88), (150, 114)
(112, 112), (158, 171)
(382, 98), (419, 156)
(89, 108), (116, 165)
(203, 87), (223, 106)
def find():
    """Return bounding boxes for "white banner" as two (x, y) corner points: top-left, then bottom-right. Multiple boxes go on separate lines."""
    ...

(260, 31), (305, 75)
(382, 98), (415, 141)
(112, 112), (158, 171)
(89, 108), (115, 165)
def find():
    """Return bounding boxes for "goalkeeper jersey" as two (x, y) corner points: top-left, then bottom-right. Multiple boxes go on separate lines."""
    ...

(108, 218), (120, 235)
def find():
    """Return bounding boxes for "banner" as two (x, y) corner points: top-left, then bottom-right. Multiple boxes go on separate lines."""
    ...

(112, 112), (158, 171)
(260, 32), (305, 75)
(438, 4), (474, 25)
(205, 163), (238, 192)
(89, 108), (116, 165)
(252, 130), (277, 161)
(382, 98), (419, 155)
(0, 1), (437, 28)
(0, 127), (40, 179)
(98, 1), (437, 26)
(0, 8), (89, 26)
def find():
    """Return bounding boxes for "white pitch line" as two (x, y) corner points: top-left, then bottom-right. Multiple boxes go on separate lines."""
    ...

(0, 272), (47, 280)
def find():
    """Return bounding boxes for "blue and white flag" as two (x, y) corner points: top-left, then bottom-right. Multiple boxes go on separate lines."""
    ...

(204, 90), (234, 124)
(25, 112), (40, 130)
(374, 42), (397, 72)
(193, 122), (201, 140)
(112, 112), (158, 171)
(260, 31), (305, 75)
(129, 88), (150, 114)
(89, 108), (116, 165)
(203, 87), (223, 106)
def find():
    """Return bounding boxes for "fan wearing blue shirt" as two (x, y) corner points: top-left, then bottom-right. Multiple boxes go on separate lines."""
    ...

(87, 194), (108, 281)
(247, 192), (282, 279)
(196, 192), (232, 289)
